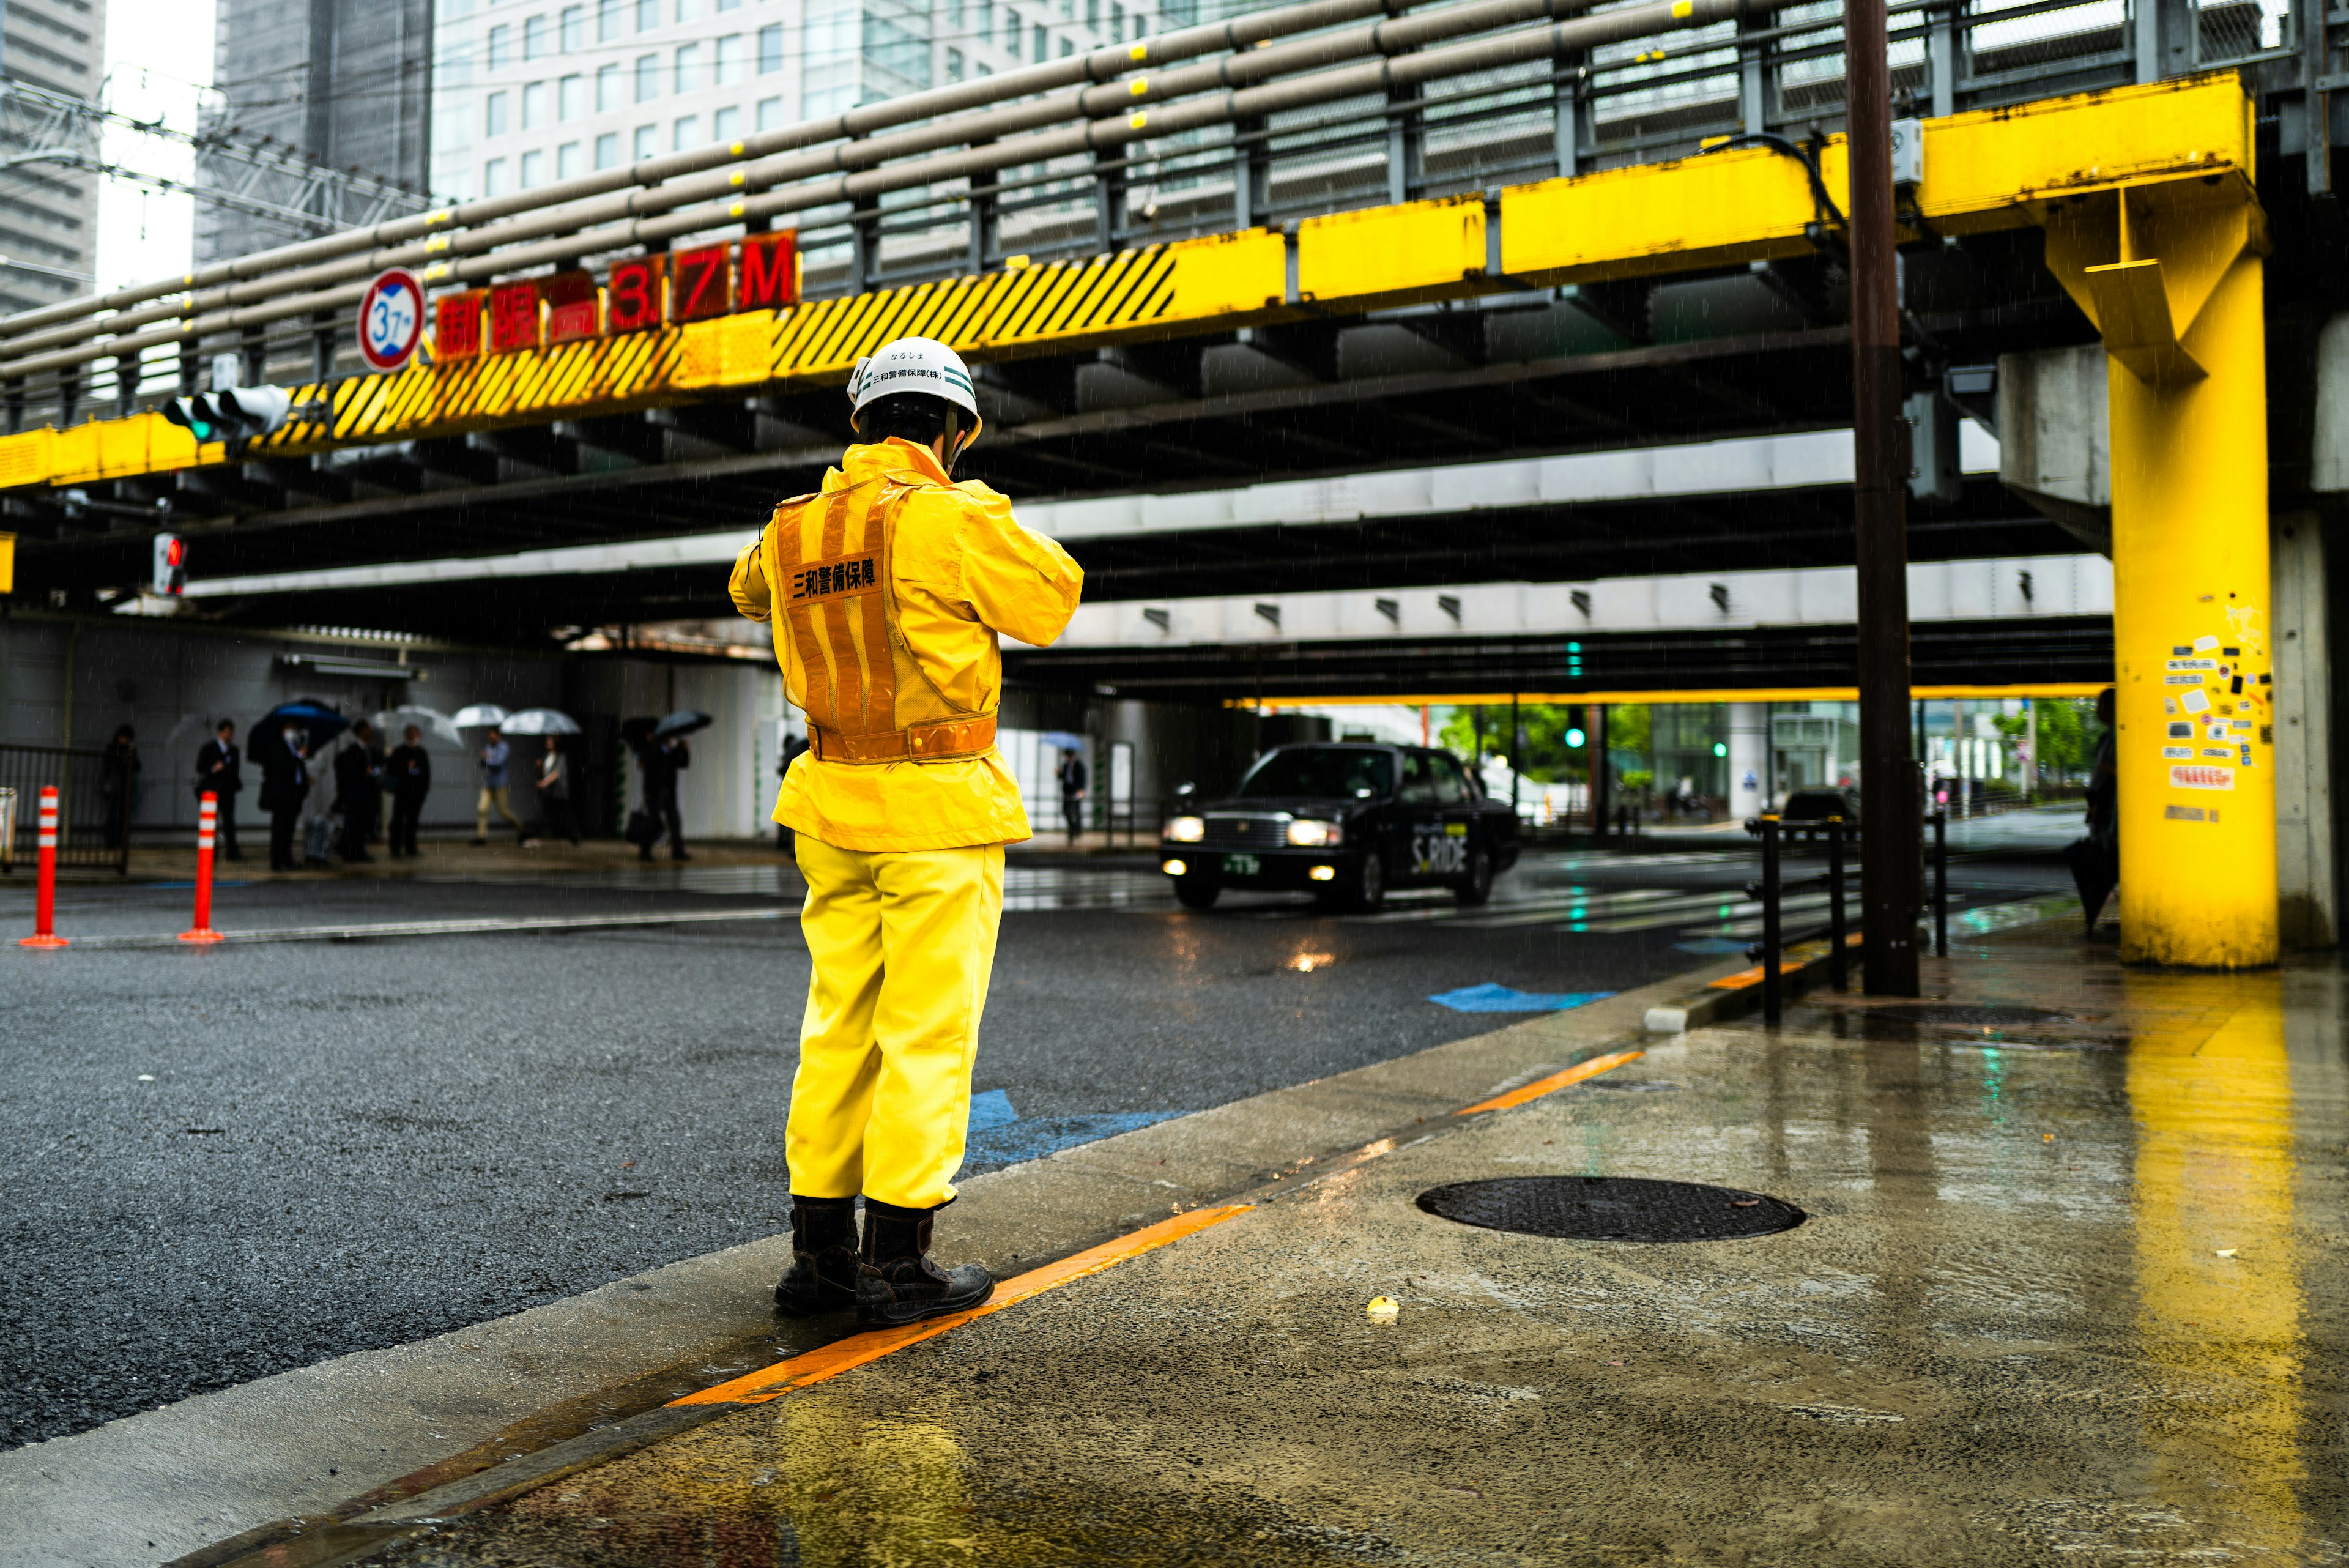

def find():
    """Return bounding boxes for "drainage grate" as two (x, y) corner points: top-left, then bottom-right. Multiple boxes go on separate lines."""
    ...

(1416, 1176), (1804, 1241)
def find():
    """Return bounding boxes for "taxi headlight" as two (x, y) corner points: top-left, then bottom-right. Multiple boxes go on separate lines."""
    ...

(1165, 815), (1206, 843)
(1286, 818), (1342, 847)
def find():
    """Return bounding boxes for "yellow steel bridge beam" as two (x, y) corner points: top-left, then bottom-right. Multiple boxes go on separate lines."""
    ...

(0, 72), (2257, 499)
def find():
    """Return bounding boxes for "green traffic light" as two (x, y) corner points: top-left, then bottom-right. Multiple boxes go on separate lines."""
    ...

(190, 420), (212, 439)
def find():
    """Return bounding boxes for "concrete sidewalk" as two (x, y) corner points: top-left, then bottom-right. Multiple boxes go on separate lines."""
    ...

(12, 921), (2345, 1567)
(352, 924), (2348, 1566)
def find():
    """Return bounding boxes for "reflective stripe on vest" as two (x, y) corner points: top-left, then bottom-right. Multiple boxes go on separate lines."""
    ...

(765, 477), (996, 766)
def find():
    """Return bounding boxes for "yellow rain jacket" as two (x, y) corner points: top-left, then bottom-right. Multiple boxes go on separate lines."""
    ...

(729, 437), (1083, 852)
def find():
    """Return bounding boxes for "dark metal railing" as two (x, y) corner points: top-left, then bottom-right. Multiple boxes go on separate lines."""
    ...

(0, 745), (131, 874)
(1743, 811), (1851, 1025)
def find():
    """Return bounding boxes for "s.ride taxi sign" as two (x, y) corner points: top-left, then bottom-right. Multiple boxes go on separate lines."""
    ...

(357, 269), (425, 373)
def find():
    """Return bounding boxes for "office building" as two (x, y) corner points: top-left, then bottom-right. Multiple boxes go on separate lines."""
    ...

(0, 0), (109, 316)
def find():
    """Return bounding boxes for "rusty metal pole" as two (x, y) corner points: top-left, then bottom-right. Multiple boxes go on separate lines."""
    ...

(1844, 0), (1921, 994)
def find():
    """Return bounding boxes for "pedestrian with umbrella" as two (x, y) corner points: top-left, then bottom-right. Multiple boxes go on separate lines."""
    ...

(472, 723), (525, 845)
(633, 710), (704, 862)
(502, 709), (586, 848)
(254, 700), (347, 872)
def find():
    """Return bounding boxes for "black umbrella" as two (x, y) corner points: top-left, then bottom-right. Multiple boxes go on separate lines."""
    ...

(2064, 833), (2118, 935)
(620, 716), (659, 748)
(651, 709), (714, 739)
(255, 699), (349, 752)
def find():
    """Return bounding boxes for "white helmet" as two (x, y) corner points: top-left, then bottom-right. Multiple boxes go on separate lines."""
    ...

(847, 336), (983, 445)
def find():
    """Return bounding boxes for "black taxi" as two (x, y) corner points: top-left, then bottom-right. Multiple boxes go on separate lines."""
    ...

(1158, 743), (1521, 911)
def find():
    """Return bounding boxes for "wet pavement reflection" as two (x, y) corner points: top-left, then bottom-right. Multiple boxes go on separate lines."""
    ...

(334, 924), (2347, 1566)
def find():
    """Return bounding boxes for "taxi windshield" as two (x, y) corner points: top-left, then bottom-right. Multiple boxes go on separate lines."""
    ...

(1234, 747), (1394, 800)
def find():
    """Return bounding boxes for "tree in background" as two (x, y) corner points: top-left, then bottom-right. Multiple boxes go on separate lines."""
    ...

(1439, 704), (1591, 782)
(2028, 697), (2099, 787)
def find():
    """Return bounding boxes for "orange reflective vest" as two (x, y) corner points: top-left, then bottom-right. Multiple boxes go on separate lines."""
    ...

(763, 476), (1000, 766)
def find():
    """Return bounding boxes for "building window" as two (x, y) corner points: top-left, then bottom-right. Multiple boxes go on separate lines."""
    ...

(521, 149), (546, 187)
(1033, 24), (1046, 60)
(978, 0), (994, 36)
(487, 23), (511, 67)
(676, 0), (698, 19)
(1110, 2), (1122, 39)
(558, 140), (583, 177)
(950, 0), (966, 24)
(756, 95), (784, 129)
(718, 0), (741, 9)
(637, 0), (658, 28)
(674, 42), (701, 93)
(1086, 0), (1097, 25)
(1004, 9), (1019, 56)
(946, 46), (963, 80)
(634, 124), (658, 158)
(636, 53), (659, 100)
(597, 61), (622, 110)
(524, 13), (549, 58)
(713, 104), (741, 139)
(758, 21), (784, 71)
(1059, 35), (1072, 54)
(485, 91), (510, 135)
(1130, 11), (1142, 40)
(559, 74), (584, 117)
(522, 81), (549, 127)
(674, 115), (700, 149)
(599, 0), (624, 40)
(715, 33), (745, 84)
(595, 130), (622, 168)
(484, 157), (508, 195)
(560, 4), (584, 49)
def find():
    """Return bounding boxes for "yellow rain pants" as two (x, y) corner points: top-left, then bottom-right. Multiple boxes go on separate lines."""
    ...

(787, 834), (1005, 1209)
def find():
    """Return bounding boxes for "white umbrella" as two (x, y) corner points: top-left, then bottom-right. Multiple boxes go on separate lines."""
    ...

(376, 705), (462, 745)
(500, 707), (582, 736)
(451, 704), (508, 729)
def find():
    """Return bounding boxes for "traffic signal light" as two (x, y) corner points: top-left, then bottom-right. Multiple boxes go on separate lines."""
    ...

(152, 534), (185, 598)
(163, 385), (292, 450)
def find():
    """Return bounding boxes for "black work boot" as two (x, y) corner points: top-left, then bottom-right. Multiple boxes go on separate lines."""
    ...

(856, 1199), (993, 1328)
(774, 1195), (859, 1316)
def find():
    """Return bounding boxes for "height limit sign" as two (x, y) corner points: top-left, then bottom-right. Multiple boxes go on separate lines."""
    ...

(356, 269), (425, 373)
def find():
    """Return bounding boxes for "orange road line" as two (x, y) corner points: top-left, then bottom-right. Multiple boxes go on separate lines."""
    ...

(669, 1203), (1255, 1407)
(1454, 1048), (1646, 1115)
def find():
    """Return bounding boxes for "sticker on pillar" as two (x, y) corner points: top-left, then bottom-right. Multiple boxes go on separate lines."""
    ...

(2194, 634), (2221, 651)
(2181, 689), (2211, 714)
(2170, 764), (2234, 790)
(2164, 804), (2208, 822)
(2166, 658), (2216, 671)
(2172, 645), (2192, 656)
(2164, 697), (2180, 716)
(2230, 675), (2244, 694)
(2169, 721), (2193, 738)
(2222, 646), (2240, 657)
(2201, 748), (2233, 759)
(2163, 746), (2192, 760)
(2165, 674), (2205, 686)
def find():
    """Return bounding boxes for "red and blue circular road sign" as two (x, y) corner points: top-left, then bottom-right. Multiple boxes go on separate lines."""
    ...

(355, 269), (425, 372)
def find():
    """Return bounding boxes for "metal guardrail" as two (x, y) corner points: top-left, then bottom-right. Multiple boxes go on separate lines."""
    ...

(0, 745), (131, 874)
(3, 0), (2299, 427)
(1745, 806), (1950, 1020)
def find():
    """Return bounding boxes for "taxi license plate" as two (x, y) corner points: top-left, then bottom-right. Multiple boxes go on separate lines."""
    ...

(1221, 853), (1261, 877)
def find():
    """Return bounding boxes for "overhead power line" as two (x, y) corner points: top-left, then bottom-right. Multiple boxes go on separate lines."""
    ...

(0, 78), (439, 240)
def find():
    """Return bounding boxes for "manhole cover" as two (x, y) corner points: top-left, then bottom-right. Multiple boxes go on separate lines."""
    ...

(1855, 1003), (2071, 1027)
(1416, 1176), (1804, 1241)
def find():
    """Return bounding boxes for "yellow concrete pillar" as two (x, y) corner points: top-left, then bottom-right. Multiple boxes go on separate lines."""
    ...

(2041, 179), (2279, 967)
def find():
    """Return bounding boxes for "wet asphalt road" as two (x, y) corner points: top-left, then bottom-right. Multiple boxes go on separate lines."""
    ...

(0, 848), (2065, 1449)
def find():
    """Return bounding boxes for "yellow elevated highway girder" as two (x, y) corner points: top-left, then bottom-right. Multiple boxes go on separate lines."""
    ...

(0, 73), (2255, 505)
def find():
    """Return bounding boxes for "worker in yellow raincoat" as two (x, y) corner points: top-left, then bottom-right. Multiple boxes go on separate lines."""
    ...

(729, 335), (1083, 1328)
